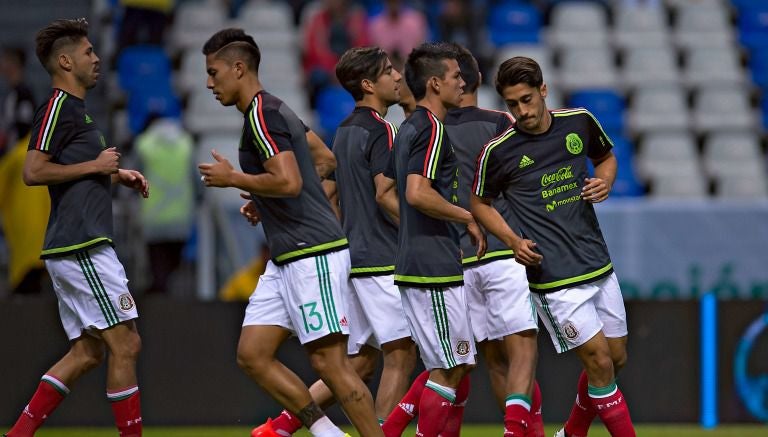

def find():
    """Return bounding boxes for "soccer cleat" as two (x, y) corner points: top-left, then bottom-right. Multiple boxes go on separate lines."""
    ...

(553, 428), (566, 437)
(251, 418), (280, 437)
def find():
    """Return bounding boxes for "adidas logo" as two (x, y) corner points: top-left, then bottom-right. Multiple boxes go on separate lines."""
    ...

(398, 402), (415, 417)
(85, 114), (93, 124)
(519, 155), (534, 168)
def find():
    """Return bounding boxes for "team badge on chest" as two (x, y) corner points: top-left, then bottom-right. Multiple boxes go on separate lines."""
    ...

(565, 133), (583, 155)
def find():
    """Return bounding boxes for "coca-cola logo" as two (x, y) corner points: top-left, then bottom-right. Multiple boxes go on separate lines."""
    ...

(540, 165), (574, 186)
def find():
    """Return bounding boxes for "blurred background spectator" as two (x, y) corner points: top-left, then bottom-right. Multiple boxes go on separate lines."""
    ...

(0, 46), (35, 157)
(368, 0), (428, 66)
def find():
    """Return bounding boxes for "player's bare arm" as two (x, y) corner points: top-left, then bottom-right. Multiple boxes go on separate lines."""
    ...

(23, 147), (119, 186)
(306, 129), (336, 179)
(199, 149), (303, 197)
(582, 150), (617, 203)
(322, 179), (342, 220)
(407, 173), (486, 257)
(470, 194), (542, 266)
(374, 173), (399, 224)
(112, 169), (149, 198)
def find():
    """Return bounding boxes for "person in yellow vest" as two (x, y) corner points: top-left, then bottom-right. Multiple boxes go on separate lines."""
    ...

(0, 134), (50, 294)
(135, 115), (194, 294)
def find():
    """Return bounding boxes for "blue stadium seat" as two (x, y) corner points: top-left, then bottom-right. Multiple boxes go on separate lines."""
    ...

(117, 45), (173, 94)
(609, 136), (644, 197)
(749, 49), (768, 90)
(738, 5), (768, 51)
(127, 86), (181, 135)
(568, 89), (625, 135)
(315, 86), (355, 145)
(488, 2), (542, 47)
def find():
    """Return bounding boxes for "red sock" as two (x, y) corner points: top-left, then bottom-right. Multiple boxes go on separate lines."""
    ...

(271, 410), (303, 435)
(589, 383), (636, 437)
(503, 394), (531, 437)
(7, 375), (68, 437)
(415, 382), (455, 437)
(564, 371), (596, 437)
(382, 370), (429, 437)
(438, 375), (470, 437)
(108, 386), (142, 437)
(525, 380), (545, 437)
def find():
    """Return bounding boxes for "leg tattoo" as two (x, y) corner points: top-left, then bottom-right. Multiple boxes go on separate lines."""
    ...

(296, 402), (326, 427)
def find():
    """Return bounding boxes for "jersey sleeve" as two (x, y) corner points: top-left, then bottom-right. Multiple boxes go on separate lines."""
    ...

(473, 141), (505, 200)
(244, 97), (294, 163)
(584, 111), (613, 159)
(407, 117), (448, 181)
(27, 91), (74, 156)
(494, 112), (515, 137)
(368, 128), (394, 177)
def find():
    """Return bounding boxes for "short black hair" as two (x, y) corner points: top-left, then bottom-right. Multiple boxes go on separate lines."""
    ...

(35, 18), (89, 74)
(202, 28), (261, 74)
(335, 47), (389, 101)
(451, 43), (480, 94)
(495, 56), (543, 96)
(404, 42), (458, 101)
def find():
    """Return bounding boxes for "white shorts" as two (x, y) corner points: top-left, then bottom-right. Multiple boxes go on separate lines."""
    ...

(45, 246), (138, 340)
(533, 272), (628, 354)
(346, 275), (411, 354)
(399, 285), (476, 370)
(243, 250), (351, 344)
(465, 258), (538, 342)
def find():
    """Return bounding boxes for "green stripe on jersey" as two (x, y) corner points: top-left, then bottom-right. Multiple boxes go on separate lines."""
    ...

(462, 249), (514, 265)
(528, 263), (613, 290)
(475, 129), (516, 197)
(394, 274), (464, 285)
(42, 93), (68, 151)
(274, 238), (348, 264)
(41, 237), (113, 257)
(350, 265), (395, 275)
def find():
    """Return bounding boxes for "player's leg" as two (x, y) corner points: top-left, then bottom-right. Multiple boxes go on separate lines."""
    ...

(399, 286), (476, 437)
(478, 340), (508, 409)
(481, 259), (542, 437)
(353, 275), (418, 419)
(100, 321), (143, 437)
(284, 251), (382, 436)
(5, 335), (105, 437)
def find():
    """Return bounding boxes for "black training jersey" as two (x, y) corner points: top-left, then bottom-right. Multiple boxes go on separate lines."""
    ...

(239, 91), (347, 265)
(332, 107), (399, 277)
(445, 106), (515, 267)
(28, 89), (113, 258)
(393, 106), (462, 288)
(473, 108), (614, 293)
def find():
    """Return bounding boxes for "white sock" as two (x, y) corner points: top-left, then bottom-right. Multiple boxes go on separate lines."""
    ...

(309, 416), (344, 437)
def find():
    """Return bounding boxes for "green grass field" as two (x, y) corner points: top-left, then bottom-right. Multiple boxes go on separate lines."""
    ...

(22, 424), (768, 436)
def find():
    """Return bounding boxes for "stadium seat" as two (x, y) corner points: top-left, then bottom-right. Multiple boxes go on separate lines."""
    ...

(567, 89), (625, 135)
(548, 1), (609, 48)
(703, 132), (764, 179)
(714, 174), (768, 198)
(683, 47), (746, 88)
(738, 5), (768, 51)
(315, 86), (355, 144)
(176, 48), (206, 97)
(495, 44), (557, 87)
(609, 136), (644, 197)
(184, 90), (244, 135)
(621, 46), (680, 89)
(691, 86), (757, 134)
(117, 45), (172, 94)
(169, 0), (227, 54)
(636, 132), (699, 183)
(127, 87), (181, 135)
(649, 172), (708, 198)
(748, 49), (768, 90)
(488, 2), (542, 47)
(612, 3), (669, 49)
(627, 85), (689, 135)
(237, 0), (294, 31)
(558, 48), (618, 91)
(674, 3), (735, 49)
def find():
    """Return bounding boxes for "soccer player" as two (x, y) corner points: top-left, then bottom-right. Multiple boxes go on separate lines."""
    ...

(197, 29), (382, 437)
(256, 46), (418, 437)
(444, 45), (543, 437)
(471, 56), (635, 437)
(388, 42), (485, 437)
(397, 79), (417, 119)
(5, 18), (148, 437)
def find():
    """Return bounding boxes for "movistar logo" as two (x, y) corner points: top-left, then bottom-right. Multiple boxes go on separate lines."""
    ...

(519, 155), (535, 168)
(85, 114), (93, 124)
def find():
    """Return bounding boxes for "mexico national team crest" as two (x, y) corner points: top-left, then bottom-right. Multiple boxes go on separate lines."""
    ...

(118, 293), (135, 312)
(563, 322), (579, 340)
(565, 133), (583, 155)
(456, 340), (470, 356)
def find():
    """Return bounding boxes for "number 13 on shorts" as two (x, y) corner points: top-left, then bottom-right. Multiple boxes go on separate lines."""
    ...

(299, 301), (323, 333)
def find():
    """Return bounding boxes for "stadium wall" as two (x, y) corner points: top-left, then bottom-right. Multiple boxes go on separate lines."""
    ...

(2, 298), (766, 426)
